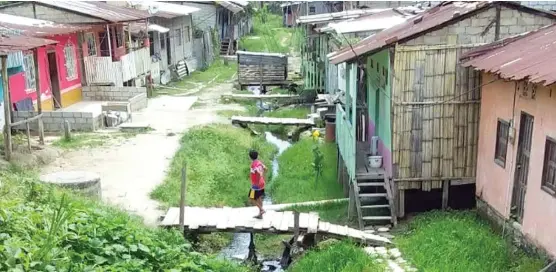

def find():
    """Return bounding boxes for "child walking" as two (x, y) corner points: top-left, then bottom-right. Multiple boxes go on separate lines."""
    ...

(248, 150), (266, 219)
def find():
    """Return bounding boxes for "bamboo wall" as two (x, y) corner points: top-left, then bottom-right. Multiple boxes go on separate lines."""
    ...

(391, 44), (481, 191)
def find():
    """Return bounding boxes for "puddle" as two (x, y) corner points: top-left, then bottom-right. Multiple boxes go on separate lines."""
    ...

(219, 132), (292, 271)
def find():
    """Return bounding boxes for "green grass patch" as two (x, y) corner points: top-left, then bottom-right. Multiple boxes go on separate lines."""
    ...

(153, 59), (237, 96)
(395, 211), (546, 272)
(151, 124), (276, 207)
(0, 169), (249, 271)
(51, 134), (110, 149)
(239, 12), (293, 53)
(269, 139), (342, 204)
(289, 240), (386, 272)
(284, 201), (352, 227)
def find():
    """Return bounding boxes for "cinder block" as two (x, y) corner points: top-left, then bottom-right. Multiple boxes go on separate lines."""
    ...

(508, 25), (525, 34)
(50, 111), (63, 118)
(465, 26), (483, 35)
(500, 17), (517, 26)
(82, 112), (93, 118)
(62, 112), (74, 118)
(519, 17), (536, 25)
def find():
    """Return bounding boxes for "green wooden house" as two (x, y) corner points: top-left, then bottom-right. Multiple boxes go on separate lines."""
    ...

(328, 1), (556, 229)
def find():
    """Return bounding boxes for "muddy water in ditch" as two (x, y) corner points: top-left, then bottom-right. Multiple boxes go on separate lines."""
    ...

(218, 132), (292, 271)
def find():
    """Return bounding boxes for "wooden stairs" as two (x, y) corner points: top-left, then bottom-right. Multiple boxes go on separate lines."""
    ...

(220, 38), (234, 56)
(353, 169), (397, 230)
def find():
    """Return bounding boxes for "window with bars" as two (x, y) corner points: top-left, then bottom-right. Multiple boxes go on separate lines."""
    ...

(184, 26), (191, 43)
(494, 119), (510, 167)
(542, 137), (556, 196)
(175, 28), (182, 46)
(85, 32), (97, 56)
(64, 43), (77, 80)
(23, 54), (35, 91)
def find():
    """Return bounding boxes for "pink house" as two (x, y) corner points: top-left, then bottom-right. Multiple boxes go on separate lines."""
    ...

(462, 24), (556, 259)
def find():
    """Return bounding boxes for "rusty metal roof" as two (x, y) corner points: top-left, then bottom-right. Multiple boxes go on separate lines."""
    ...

(35, 1), (151, 23)
(0, 13), (88, 37)
(0, 34), (57, 55)
(329, 1), (556, 64)
(461, 23), (556, 86)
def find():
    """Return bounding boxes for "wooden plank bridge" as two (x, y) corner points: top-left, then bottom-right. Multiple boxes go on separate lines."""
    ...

(222, 94), (300, 101)
(231, 116), (315, 126)
(160, 206), (391, 246)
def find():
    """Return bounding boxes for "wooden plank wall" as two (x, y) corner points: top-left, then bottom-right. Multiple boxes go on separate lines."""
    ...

(237, 53), (288, 85)
(392, 44), (481, 191)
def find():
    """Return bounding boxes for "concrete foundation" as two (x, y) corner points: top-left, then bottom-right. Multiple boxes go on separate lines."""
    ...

(40, 171), (101, 199)
(476, 197), (554, 261)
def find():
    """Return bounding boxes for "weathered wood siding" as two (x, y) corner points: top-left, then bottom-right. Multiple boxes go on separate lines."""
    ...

(303, 34), (328, 92)
(237, 52), (288, 85)
(391, 44), (481, 190)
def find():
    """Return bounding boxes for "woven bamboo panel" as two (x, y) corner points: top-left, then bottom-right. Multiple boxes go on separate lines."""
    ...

(392, 44), (481, 191)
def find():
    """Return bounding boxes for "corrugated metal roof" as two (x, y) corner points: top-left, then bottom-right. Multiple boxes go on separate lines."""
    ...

(0, 13), (88, 37)
(219, 1), (244, 13)
(0, 35), (58, 55)
(36, 0), (151, 23)
(128, 1), (200, 19)
(319, 8), (422, 34)
(329, 1), (556, 64)
(461, 23), (556, 86)
(297, 8), (392, 25)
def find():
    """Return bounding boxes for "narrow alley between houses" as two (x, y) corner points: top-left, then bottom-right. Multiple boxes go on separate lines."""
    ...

(0, 1), (555, 272)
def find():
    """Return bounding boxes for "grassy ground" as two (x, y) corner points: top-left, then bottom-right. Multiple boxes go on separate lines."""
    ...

(154, 59), (237, 96)
(269, 138), (342, 204)
(151, 124), (276, 207)
(289, 241), (386, 272)
(0, 169), (249, 272)
(51, 131), (150, 150)
(395, 211), (546, 272)
(150, 124), (276, 255)
(255, 201), (352, 257)
(239, 12), (293, 53)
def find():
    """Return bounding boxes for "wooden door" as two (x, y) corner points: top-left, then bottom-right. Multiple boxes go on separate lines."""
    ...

(511, 112), (534, 223)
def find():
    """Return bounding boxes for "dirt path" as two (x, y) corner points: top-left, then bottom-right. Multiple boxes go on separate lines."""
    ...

(41, 81), (244, 226)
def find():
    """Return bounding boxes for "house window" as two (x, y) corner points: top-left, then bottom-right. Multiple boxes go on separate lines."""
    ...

(23, 54), (35, 91)
(309, 6), (316, 14)
(494, 119), (510, 167)
(184, 26), (190, 43)
(175, 28), (182, 46)
(115, 27), (124, 48)
(542, 137), (556, 196)
(64, 43), (77, 80)
(85, 32), (97, 56)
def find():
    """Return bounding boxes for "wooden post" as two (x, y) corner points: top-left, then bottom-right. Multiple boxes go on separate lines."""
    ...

(25, 119), (31, 152)
(2, 56), (12, 161)
(179, 165), (187, 232)
(442, 180), (450, 210)
(293, 211), (300, 240)
(33, 48), (44, 145)
(247, 232), (257, 263)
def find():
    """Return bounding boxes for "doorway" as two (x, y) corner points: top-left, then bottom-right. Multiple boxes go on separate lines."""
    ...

(166, 33), (171, 66)
(99, 31), (110, 57)
(511, 112), (534, 223)
(47, 52), (62, 109)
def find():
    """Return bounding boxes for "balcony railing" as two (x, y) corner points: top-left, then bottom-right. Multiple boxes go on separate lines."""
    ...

(84, 47), (151, 87)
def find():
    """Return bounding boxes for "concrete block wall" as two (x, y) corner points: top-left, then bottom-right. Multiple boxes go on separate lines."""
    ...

(82, 86), (147, 102)
(12, 111), (103, 132)
(403, 7), (556, 46)
(129, 93), (148, 112)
